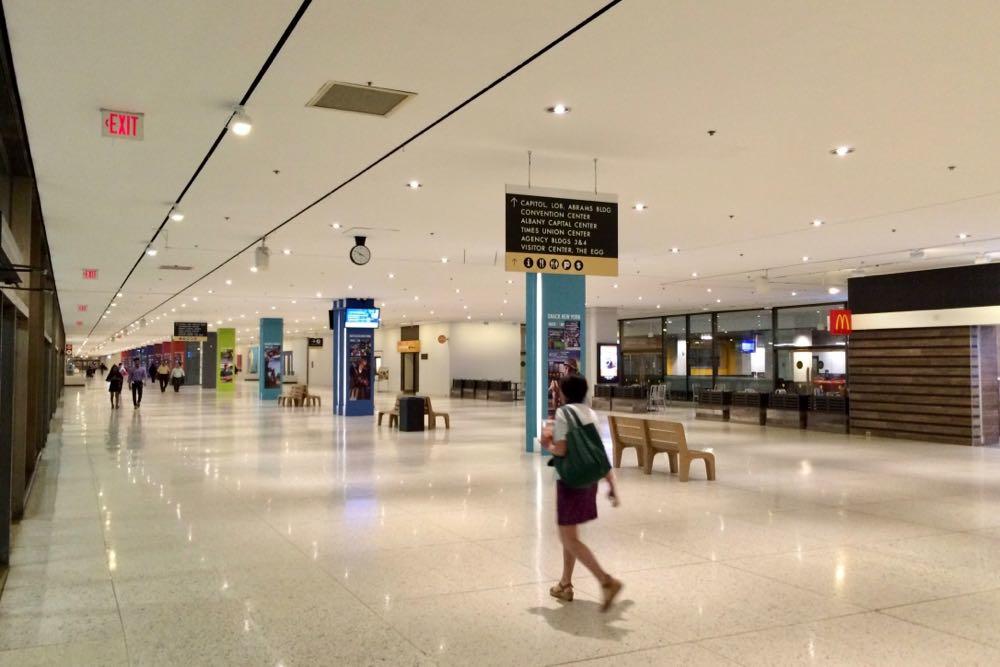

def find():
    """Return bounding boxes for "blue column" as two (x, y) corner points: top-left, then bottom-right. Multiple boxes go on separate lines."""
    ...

(258, 318), (283, 400)
(331, 298), (376, 416)
(524, 273), (586, 452)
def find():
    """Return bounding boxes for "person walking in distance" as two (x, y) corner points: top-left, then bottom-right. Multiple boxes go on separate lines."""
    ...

(129, 359), (148, 407)
(540, 374), (623, 612)
(170, 362), (186, 392)
(106, 363), (123, 409)
(157, 360), (170, 392)
(148, 358), (158, 385)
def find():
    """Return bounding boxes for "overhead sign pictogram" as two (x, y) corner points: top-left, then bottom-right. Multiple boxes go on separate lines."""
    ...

(829, 309), (852, 335)
(101, 109), (144, 140)
(505, 185), (618, 277)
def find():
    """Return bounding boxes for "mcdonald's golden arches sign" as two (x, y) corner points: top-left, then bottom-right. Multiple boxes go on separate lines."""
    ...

(829, 309), (852, 335)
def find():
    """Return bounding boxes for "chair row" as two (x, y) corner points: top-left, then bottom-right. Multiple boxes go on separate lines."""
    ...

(278, 385), (321, 407)
(449, 379), (519, 401)
(607, 415), (716, 482)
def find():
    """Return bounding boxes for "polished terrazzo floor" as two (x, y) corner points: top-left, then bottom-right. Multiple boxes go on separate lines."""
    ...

(4, 381), (1000, 665)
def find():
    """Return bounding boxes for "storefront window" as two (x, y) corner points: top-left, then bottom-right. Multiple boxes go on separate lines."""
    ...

(715, 309), (773, 392)
(775, 304), (847, 395)
(620, 318), (662, 385)
(662, 316), (687, 395)
(687, 313), (713, 395)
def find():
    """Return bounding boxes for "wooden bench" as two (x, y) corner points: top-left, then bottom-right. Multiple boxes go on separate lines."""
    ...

(608, 415), (716, 482)
(278, 385), (306, 407)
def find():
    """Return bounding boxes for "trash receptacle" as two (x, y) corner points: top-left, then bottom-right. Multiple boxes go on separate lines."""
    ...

(398, 396), (425, 432)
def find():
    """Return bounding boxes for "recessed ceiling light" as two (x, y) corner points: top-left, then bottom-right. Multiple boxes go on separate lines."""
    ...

(225, 279), (232, 286)
(430, 310), (435, 315)
(455, 288), (460, 294)
(282, 248), (291, 255)
(791, 291), (798, 296)
(441, 257), (448, 263)
(546, 103), (570, 115)
(331, 222), (341, 230)
(347, 285), (353, 290)
(413, 296), (419, 301)
(812, 219), (824, 227)
(380, 302), (386, 307)
(192, 296), (198, 301)
(957, 232), (970, 240)
(828, 286), (841, 295)
(270, 305), (276, 310)
(802, 256), (810, 262)
(507, 279), (513, 285)
(250, 266), (258, 273)
(830, 145), (854, 157)
(462, 305), (467, 310)
(229, 106), (252, 136)
(406, 180), (421, 189)
(613, 284), (619, 289)
(716, 298), (721, 303)
(632, 202), (647, 211)
(207, 290), (214, 294)
(706, 288), (712, 293)
(691, 272), (698, 278)
(656, 304), (661, 309)
(146, 248), (158, 256)
(670, 247), (679, 254)
(502, 299), (508, 304)
(638, 296), (643, 301)
(466, 315), (472, 320)
(388, 273), (395, 279)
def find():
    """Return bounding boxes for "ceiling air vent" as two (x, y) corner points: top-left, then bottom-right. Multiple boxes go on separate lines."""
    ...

(158, 264), (193, 271)
(307, 81), (415, 117)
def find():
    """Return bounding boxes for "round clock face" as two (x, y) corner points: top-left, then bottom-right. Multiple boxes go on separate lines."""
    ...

(349, 244), (371, 266)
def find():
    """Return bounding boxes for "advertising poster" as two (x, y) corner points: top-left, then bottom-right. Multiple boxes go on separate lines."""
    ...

(598, 343), (619, 384)
(248, 347), (258, 375)
(347, 331), (372, 400)
(547, 314), (581, 416)
(216, 328), (236, 393)
(264, 343), (282, 389)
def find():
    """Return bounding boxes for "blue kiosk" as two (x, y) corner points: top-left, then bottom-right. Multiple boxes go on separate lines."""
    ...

(331, 298), (378, 416)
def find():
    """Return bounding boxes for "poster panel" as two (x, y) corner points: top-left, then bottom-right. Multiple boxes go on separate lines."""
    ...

(217, 328), (236, 393)
(264, 343), (282, 389)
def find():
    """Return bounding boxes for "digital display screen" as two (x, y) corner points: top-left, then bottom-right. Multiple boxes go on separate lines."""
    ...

(597, 343), (619, 384)
(344, 308), (380, 329)
(740, 339), (757, 353)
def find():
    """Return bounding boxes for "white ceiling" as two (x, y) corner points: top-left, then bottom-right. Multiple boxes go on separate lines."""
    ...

(6, 0), (1000, 355)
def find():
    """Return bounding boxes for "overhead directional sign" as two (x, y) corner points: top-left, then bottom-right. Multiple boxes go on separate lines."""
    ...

(505, 185), (618, 277)
(173, 321), (208, 342)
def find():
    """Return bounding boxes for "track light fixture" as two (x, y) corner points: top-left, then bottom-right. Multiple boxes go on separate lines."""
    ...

(229, 105), (252, 136)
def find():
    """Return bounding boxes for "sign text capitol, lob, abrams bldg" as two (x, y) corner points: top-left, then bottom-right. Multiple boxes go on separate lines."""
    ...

(504, 185), (618, 277)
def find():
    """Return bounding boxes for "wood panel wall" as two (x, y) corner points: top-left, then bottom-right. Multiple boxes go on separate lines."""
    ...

(848, 326), (984, 445)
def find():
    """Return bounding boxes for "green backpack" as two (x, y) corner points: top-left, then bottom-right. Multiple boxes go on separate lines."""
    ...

(551, 405), (612, 488)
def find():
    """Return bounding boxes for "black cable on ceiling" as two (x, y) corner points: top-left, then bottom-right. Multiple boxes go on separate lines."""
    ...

(87, 0), (314, 339)
(118, 0), (625, 338)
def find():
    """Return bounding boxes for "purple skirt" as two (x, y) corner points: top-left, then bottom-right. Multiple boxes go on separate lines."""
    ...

(556, 480), (598, 526)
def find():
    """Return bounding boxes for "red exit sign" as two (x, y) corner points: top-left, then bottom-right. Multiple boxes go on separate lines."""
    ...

(82, 268), (98, 280)
(77, 304), (88, 312)
(101, 109), (143, 140)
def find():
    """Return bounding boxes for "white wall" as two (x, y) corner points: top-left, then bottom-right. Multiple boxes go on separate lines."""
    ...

(448, 321), (521, 382)
(375, 320), (522, 396)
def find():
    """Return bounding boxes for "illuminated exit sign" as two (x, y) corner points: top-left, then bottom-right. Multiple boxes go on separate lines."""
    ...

(82, 268), (98, 280)
(101, 109), (143, 140)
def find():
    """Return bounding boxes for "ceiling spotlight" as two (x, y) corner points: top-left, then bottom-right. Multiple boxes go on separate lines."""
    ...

(828, 286), (842, 295)
(208, 290), (214, 294)
(546, 103), (570, 115)
(707, 288), (712, 293)
(229, 106), (252, 136)
(812, 219), (824, 227)
(691, 272), (698, 278)
(670, 247), (679, 254)
(791, 291), (798, 296)
(830, 145), (854, 157)
(380, 302), (386, 307)
(466, 315), (472, 320)
(169, 207), (184, 222)
(388, 273), (395, 279)
(282, 248), (291, 256)
(655, 304), (661, 309)
(613, 283), (619, 289)
(192, 297), (198, 301)
(802, 256), (810, 262)
(507, 279), (513, 285)
(315, 291), (322, 298)
(441, 257), (448, 263)
(632, 202), (647, 211)
(331, 222), (341, 230)
(117, 292), (123, 298)
(225, 279), (232, 286)
(146, 248), (158, 256)
(406, 180), (422, 189)
(250, 266), (258, 273)
(347, 285), (353, 290)
(957, 232), (970, 240)
(716, 298), (722, 303)
(413, 296), (419, 301)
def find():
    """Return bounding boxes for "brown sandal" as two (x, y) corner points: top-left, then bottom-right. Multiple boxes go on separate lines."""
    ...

(600, 577), (622, 612)
(549, 582), (574, 602)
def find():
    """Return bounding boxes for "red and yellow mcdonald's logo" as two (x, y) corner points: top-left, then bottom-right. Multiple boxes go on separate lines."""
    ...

(829, 309), (852, 335)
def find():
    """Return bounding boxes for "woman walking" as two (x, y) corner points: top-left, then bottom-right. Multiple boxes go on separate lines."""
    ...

(106, 363), (123, 409)
(540, 374), (622, 612)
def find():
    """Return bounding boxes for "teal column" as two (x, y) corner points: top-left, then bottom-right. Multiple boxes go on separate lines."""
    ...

(258, 318), (283, 400)
(524, 273), (586, 452)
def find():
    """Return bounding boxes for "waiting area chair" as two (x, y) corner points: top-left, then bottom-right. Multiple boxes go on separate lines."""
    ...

(378, 398), (399, 427)
(608, 415), (715, 482)
(425, 396), (450, 429)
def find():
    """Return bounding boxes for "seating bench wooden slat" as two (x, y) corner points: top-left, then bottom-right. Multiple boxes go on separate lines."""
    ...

(608, 415), (716, 482)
